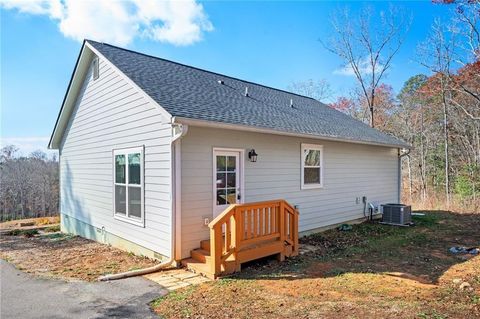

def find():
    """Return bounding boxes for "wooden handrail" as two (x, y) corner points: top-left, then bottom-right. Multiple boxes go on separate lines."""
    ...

(208, 199), (299, 277)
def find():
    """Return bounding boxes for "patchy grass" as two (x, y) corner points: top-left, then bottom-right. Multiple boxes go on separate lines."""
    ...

(44, 225), (61, 233)
(4, 228), (40, 237)
(154, 211), (480, 319)
(22, 229), (39, 238)
(0, 232), (160, 281)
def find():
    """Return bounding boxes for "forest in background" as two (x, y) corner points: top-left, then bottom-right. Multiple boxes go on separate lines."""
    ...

(292, 0), (479, 212)
(0, 145), (59, 221)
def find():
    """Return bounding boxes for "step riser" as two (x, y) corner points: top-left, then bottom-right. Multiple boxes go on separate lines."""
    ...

(191, 250), (211, 263)
(182, 258), (216, 280)
(184, 238), (294, 279)
(200, 240), (210, 252)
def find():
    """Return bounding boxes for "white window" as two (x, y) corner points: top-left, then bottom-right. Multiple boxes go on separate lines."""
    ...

(301, 144), (323, 189)
(113, 147), (144, 226)
(92, 57), (99, 80)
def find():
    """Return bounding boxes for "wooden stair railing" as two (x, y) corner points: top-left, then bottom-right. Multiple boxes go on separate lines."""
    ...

(208, 199), (299, 278)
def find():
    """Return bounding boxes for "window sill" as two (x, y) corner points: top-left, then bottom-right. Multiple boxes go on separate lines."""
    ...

(114, 214), (145, 228)
(301, 184), (324, 190)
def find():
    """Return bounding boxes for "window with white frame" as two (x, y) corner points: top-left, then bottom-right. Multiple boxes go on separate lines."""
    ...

(114, 147), (144, 225)
(301, 144), (323, 189)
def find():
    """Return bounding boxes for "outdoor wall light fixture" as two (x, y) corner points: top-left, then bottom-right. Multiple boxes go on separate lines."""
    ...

(248, 149), (258, 162)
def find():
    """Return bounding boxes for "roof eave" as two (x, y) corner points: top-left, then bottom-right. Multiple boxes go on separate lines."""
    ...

(49, 40), (174, 150)
(48, 40), (90, 150)
(172, 116), (411, 149)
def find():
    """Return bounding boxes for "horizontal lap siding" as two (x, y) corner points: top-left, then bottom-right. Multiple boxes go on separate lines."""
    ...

(180, 126), (398, 258)
(60, 58), (172, 257)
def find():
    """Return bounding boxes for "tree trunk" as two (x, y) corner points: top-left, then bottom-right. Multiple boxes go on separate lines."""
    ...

(420, 110), (427, 201)
(442, 93), (450, 207)
(370, 90), (375, 128)
(407, 155), (413, 202)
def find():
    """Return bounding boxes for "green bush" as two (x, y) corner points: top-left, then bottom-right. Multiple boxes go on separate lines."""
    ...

(23, 229), (39, 237)
(44, 225), (60, 232)
(6, 229), (21, 236)
(454, 164), (479, 198)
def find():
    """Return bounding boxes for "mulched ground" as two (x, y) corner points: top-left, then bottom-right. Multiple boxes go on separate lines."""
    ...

(0, 232), (159, 281)
(153, 211), (480, 319)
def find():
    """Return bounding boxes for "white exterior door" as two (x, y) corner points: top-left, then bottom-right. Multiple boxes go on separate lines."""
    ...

(213, 149), (243, 217)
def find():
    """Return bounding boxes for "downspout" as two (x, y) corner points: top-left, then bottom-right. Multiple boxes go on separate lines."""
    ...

(98, 120), (188, 281)
(397, 148), (411, 203)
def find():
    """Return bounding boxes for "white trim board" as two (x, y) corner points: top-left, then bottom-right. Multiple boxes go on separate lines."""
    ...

(49, 41), (173, 150)
(173, 117), (410, 150)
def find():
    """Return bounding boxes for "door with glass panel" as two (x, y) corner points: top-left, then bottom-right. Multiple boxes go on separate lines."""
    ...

(213, 150), (242, 217)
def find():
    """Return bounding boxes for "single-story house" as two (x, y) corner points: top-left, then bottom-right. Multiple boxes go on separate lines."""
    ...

(49, 40), (410, 277)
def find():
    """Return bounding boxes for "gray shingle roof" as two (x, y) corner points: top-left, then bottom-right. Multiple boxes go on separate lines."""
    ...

(88, 40), (409, 148)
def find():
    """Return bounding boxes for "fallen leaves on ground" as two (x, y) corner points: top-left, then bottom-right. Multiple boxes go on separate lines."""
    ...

(154, 211), (480, 319)
(0, 232), (159, 281)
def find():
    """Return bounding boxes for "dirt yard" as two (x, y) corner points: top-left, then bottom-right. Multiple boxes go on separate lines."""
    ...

(153, 211), (480, 319)
(0, 216), (60, 230)
(0, 232), (159, 281)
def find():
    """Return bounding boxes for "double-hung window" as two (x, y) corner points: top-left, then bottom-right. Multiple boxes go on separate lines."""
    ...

(301, 144), (323, 189)
(114, 147), (144, 226)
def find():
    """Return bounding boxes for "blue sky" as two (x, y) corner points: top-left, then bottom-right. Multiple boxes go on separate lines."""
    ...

(1, 1), (455, 155)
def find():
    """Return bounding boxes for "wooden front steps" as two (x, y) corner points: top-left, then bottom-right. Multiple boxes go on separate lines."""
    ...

(182, 199), (299, 279)
(182, 240), (236, 279)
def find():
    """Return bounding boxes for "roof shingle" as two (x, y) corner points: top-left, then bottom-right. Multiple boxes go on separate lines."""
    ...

(88, 40), (409, 148)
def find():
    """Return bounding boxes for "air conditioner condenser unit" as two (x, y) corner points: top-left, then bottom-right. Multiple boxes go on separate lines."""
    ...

(381, 203), (412, 226)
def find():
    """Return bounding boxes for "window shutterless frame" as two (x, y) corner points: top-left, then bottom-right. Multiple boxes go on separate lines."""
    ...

(301, 143), (324, 189)
(113, 146), (145, 227)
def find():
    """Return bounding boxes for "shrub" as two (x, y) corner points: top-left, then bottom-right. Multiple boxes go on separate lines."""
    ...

(44, 225), (60, 232)
(7, 229), (21, 236)
(23, 229), (39, 237)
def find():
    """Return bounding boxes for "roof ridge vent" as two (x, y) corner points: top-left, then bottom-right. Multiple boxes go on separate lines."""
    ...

(217, 80), (224, 85)
(244, 86), (249, 97)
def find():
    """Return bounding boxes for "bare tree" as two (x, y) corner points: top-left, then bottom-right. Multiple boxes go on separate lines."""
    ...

(324, 5), (411, 127)
(418, 19), (456, 206)
(287, 79), (333, 102)
(0, 146), (59, 221)
(450, 0), (480, 121)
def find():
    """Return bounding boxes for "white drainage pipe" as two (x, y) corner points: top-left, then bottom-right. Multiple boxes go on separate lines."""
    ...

(97, 122), (188, 281)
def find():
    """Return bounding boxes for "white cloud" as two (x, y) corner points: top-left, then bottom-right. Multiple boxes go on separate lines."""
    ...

(0, 0), (213, 46)
(135, 0), (213, 46)
(1, 136), (57, 157)
(333, 57), (385, 77)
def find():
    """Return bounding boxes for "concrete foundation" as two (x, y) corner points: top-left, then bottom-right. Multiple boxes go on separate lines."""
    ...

(60, 214), (168, 261)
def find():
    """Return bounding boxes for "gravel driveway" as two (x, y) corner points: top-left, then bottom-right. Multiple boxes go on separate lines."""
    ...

(0, 260), (167, 319)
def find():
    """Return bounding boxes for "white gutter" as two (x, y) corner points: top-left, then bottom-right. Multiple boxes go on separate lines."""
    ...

(397, 148), (411, 203)
(172, 123), (188, 261)
(172, 116), (411, 150)
(98, 121), (188, 281)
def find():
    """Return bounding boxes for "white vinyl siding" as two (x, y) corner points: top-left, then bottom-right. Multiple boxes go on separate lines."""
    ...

(59, 57), (172, 257)
(180, 126), (398, 258)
